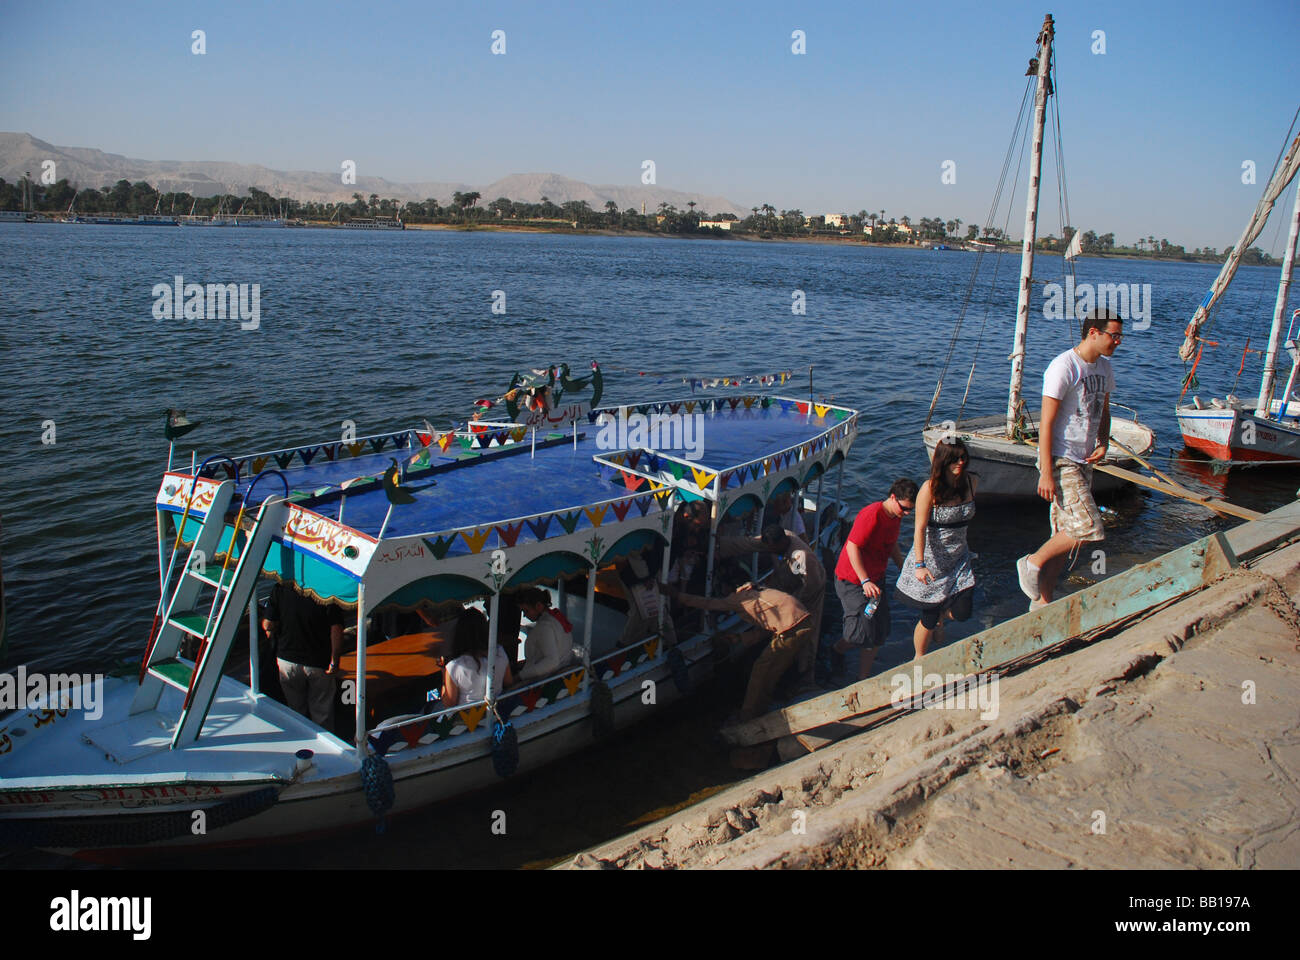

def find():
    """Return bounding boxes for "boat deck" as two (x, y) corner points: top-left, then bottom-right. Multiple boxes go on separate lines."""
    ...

(0, 676), (357, 791)
(219, 399), (847, 540)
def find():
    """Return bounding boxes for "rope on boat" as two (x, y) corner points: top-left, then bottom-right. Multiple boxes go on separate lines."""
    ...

(667, 647), (690, 695)
(360, 753), (395, 824)
(590, 679), (614, 739)
(491, 717), (519, 778)
(0, 786), (278, 850)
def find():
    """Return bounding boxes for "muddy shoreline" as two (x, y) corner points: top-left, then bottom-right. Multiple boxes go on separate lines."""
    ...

(565, 509), (1300, 870)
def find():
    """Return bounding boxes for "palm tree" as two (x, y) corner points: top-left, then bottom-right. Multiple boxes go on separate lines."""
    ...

(687, 200), (697, 217)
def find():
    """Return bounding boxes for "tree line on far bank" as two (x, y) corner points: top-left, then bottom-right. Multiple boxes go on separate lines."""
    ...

(0, 175), (1276, 266)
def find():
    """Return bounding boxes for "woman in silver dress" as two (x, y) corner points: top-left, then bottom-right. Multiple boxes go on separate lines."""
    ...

(895, 439), (977, 657)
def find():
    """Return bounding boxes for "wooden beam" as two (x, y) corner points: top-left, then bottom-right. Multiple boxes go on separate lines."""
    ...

(721, 532), (1240, 746)
(1091, 463), (1262, 521)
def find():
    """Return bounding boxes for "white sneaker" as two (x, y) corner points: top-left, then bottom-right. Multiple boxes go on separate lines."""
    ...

(1016, 555), (1041, 600)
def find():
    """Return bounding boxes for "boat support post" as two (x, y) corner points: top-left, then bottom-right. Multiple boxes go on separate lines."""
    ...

(659, 537), (672, 641)
(354, 583), (368, 752)
(247, 584), (260, 696)
(485, 590), (501, 703)
(581, 564), (595, 691)
(703, 492), (720, 628)
(812, 472), (825, 542)
(155, 507), (167, 603)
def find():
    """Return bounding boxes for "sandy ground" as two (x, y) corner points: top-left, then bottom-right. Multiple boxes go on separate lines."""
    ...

(565, 537), (1300, 869)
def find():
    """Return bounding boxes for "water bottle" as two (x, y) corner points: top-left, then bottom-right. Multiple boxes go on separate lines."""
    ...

(863, 596), (879, 619)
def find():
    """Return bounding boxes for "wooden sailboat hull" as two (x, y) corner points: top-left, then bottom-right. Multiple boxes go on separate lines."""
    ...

(1176, 401), (1300, 463)
(922, 413), (1157, 502)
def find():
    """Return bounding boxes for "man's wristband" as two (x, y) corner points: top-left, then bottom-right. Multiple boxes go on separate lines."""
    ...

(859, 577), (869, 586)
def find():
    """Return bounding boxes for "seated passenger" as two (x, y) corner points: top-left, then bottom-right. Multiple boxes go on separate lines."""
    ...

(441, 607), (514, 707)
(516, 587), (580, 682)
(618, 553), (677, 649)
(764, 489), (807, 538)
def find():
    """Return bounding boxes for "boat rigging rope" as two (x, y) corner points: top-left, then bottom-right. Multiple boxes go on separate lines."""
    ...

(1050, 51), (1077, 347)
(926, 77), (1035, 429)
(958, 84), (1035, 428)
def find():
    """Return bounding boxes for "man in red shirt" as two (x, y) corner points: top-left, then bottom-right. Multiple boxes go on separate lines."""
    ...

(833, 479), (918, 680)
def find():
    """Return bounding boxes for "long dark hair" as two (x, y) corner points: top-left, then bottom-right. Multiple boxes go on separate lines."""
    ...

(929, 439), (972, 503)
(452, 607), (490, 660)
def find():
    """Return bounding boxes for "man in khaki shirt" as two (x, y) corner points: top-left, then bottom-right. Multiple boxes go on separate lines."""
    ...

(717, 525), (826, 682)
(675, 581), (812, 720)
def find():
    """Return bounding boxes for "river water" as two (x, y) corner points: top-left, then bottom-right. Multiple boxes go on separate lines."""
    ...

(1, 223), (1296, 866)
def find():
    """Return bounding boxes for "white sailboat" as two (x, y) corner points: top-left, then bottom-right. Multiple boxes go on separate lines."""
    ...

(1175, 125), (1300, 465)
(921, 14), (1155, 501)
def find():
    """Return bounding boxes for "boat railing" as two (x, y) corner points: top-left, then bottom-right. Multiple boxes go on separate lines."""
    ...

(219, 427), (421, 474)
(391, 469), (669, 543)
(1111, 402), (1142, 423)
(591, 409), (857, 501)
(366, 632), (666, 743)
(591, 392), (858, 420)
(720, 411), (858, 488)
(591, 451), (675, 491)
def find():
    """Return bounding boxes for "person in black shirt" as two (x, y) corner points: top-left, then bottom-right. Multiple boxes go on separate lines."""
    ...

(261, 581), (345, 728)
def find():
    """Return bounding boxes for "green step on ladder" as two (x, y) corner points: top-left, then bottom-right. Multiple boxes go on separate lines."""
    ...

(132, 491), (290, 747)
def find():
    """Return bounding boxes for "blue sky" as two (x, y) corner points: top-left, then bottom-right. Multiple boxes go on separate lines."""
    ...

(3, 0), (1298, 250)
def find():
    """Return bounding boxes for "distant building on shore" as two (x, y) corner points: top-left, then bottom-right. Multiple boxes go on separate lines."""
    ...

(824, 213), (849, 228)
(698, 219), (733, 230)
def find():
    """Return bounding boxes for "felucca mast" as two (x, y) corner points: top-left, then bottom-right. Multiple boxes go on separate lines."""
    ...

(1178, 130), (1300, 362)
(1006, 13), (1054, 439)
(1255, 180), (1300, 418)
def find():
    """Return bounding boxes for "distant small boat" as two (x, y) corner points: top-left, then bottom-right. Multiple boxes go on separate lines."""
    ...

(342, 217), (405, 231)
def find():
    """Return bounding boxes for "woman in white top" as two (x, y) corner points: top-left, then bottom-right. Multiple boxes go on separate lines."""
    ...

(441, 607), (514, 706)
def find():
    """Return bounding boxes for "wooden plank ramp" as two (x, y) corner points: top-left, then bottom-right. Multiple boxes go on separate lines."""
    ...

(1092, 463), (1262, 521)
(721, 531), (1242, 747)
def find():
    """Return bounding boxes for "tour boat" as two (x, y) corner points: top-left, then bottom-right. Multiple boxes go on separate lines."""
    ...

(0, 371), (858, 856)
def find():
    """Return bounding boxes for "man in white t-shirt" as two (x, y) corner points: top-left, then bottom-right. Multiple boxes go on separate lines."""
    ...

(1016, 309), (1121, 607)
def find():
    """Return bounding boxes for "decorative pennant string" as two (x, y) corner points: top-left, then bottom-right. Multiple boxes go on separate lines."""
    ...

(598, 363), (793, 392)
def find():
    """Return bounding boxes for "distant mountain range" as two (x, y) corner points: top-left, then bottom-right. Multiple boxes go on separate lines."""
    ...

(0, 133), (750, 218)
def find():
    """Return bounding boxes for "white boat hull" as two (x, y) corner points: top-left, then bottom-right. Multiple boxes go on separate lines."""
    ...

(0, 636), (718, 857)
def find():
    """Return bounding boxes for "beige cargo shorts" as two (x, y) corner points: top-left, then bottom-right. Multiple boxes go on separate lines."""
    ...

(1049, 457), (1104, 542)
